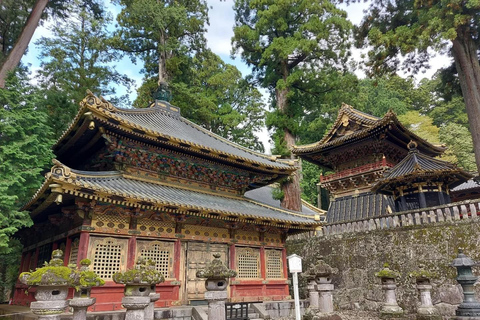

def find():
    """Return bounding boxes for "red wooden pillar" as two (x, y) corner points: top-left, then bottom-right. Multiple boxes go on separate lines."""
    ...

(63, 237), (73, 266)
(282, 248), (288, 278)
(52, 242), (59, 250)
(127, 236), (137, 269)
(173, 239), (182, 278)
(282, 247), (289, 297)
(76, 231), (90, 265)
(260, 246), (266, 298)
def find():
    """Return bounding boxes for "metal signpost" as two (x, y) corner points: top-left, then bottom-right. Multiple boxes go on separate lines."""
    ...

(287, 254), (303, 320)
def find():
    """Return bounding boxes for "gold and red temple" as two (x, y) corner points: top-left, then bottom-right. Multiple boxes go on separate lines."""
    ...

(13, 92), (322, 310)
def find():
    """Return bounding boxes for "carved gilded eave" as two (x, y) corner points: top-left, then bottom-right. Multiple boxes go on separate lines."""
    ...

(25, 161), (320, 231)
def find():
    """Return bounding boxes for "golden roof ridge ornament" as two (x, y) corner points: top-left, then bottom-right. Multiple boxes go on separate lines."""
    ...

(49, 159), (77, 182)
(80, 90), (117, 113)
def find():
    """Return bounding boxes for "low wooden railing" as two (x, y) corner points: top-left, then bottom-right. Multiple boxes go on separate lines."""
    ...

(318, 199), (480, 237)
(320, 160), (394, 183)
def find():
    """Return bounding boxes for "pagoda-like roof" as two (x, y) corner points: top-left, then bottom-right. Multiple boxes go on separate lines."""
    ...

(292, 104), (445, 166)
(372, 142), (472, 194)
(54, 92), (294, 174)
(25, 161), (320, 230)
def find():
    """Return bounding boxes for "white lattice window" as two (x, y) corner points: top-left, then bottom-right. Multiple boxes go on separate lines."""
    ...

(236, 247), (260, 279)
(136, 240), (174, 279)
(69, 238), (80, 265)
(266, 250), (283, 278)
(88, 237), (128, 280)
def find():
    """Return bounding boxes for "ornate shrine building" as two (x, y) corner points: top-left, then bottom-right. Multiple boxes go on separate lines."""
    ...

(13, 92), (321, 310)
(291, 104), (447, 223)
(372, 141), (471, 211)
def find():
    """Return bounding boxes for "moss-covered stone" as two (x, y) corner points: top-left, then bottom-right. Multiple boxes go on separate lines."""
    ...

(113, 258), (165, 285)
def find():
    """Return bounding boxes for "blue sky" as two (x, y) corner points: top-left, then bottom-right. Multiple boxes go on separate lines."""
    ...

(21, 0), (451, 153)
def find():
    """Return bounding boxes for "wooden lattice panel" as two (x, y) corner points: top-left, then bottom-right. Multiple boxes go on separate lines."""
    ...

(68, 238), (80, 265)
(182, 225), (229, 242)
(266, 250), (284, 278)
(264, 233), (282, 246)
(88, 237), (128, 280)
(137, 218), (175, 237)
(92, 213), (130, 235)
(136, 240), (174, 279)
(235, 230), (260, 245)
(236, 247), (260, 279)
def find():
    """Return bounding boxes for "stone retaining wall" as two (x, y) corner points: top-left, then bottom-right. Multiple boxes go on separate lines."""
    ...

(287, 219), (480, 316)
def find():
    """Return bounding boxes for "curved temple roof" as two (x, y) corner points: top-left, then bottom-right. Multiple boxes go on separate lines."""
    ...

(292, 104), (445, 157)
(26, 161), (320, 229)
(54, 92), (294, 172)
(372, 142), (472, 194)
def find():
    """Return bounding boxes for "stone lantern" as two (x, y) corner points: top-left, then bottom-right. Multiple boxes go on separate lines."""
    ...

(19, 249), (76, 320)
(451, 250), (480, 318)
(304, 260), (336, 313)
(145, 260), (161, 320)
(69, 259), (104, 320)
(375, 264), (403, 317)
(409, 265), (440, 319)
(113, 258), (165, 320)
(196, 254), (236, 320)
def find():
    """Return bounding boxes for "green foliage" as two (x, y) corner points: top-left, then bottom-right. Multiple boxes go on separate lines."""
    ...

(375, 266), (400, 279)
(136, 51), (267, 152)
(35, 0), (132, 128)
(0, 0), (31, 63)
(439, 124), (476, 172)
(0, 239), (22, 302)
(233, 0), (354, 153)
(398, 111), (440, 144)
(357, 0), (480, 75)
(112, 0), (209, 81)
(351, 76), (431, 117)
(20, 266), (75, 286)
(0, 70), (54, 254)
(271, 187), (285, 201)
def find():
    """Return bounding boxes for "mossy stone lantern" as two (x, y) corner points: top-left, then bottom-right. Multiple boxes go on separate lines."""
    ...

(19, 249), (76, 319)
(451, 250), (480, 317)
(69, 259), (104, 320)
(113, 258), (165, 296)
(113, 258), (165, 320)
(196, 254), (236, 291)
(73, 259), (105, 298)
(375, 264), (403, 317)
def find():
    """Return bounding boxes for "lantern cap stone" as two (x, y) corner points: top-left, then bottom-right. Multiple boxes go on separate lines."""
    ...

(19, 249), (76, 287)
(196, 254), (237, 280)
(113, 258), (165, 285)
(304, 260), (337, 279)
(452, 249), (477, 267)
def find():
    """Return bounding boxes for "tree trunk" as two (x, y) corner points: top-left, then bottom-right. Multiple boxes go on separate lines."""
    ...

(451, 28), (480, 174)
(158, 31), (167, 85)
(0, 0), (48, 88)
(276, 62), (302, 211)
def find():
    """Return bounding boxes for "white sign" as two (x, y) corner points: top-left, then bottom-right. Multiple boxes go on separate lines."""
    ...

(287, 254), (303, 273)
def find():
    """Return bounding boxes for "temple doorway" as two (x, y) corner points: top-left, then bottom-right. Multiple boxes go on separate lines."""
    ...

(184, 242), (229, 304)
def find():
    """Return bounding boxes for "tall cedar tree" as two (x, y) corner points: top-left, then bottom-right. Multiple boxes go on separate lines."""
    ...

(0, 70), (54, 253)
(232, 0), (352, 210)
(112, 0), (209, 85)
(0, 0), (102, 88)
(133, 51), (266, 152)
(35, 0), (132, 137)
(358, 0), (480, 173)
